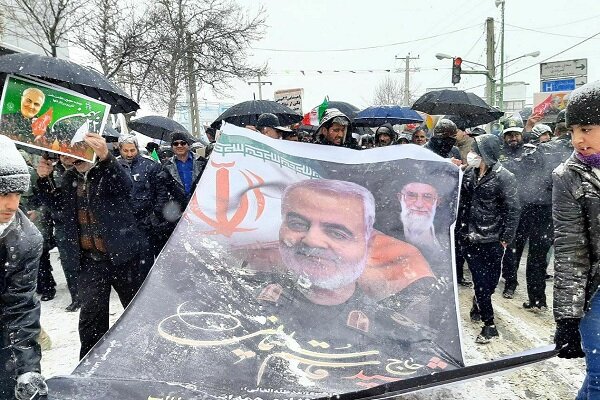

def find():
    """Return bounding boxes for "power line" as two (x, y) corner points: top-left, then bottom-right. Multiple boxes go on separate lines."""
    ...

(529, 14), (600, 30)
(504, 22), (600, 40)
(251, 25), (477, 53)
(505, 30), (600, 79)
(464, 22), (485, 60)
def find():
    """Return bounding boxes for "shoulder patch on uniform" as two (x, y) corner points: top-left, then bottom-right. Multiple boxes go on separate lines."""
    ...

(347, 310), (370, 333)
(258, 284), (283, 303)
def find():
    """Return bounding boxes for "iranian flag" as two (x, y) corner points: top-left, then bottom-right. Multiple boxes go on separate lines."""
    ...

(301, 97), (328, 126)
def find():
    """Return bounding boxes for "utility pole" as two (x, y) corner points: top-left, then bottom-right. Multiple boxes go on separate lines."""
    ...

(186, 32), (200, 138)
(485, 17), (496, 107)
(395, 54), (419, 106)
(247, 74), (272, 100)
(497, 0), (506, 110)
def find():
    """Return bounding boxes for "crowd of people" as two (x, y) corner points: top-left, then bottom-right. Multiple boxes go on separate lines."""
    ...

(1, 80), (599, 398)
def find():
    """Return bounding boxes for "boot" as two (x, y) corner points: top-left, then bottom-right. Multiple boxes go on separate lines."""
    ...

(523, 300), (548, 312)
(502, 282), (518, 299)
(475, 324), (499, 344)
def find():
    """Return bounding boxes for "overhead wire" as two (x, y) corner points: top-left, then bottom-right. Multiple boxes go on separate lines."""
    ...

(251, 25), (478, 53)
(525, 13), (600, 29)
(504, 22), (600, 40)
(505, 30), (600, 79)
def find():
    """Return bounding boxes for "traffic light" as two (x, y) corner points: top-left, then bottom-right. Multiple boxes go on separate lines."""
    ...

(452, 57), (462, 85)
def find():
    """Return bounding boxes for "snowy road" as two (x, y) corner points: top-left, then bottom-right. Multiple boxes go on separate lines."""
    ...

(41, 250), (584, 399)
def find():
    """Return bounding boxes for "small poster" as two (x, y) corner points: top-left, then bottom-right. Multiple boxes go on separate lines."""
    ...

(533, 91), (570, 123)
(0, 74), (111, 162)
(274, 88), (304, 114)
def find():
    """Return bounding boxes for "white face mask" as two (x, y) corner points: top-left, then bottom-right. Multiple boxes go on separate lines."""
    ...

(467, 151), (482, 168)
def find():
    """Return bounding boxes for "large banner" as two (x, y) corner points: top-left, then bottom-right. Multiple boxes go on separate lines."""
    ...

(48, 124), (466, 399)
(0, 74), (110, 162)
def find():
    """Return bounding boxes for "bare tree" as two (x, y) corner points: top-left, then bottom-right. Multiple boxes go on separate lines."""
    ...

(0, 7), (5, 37)
(372, 75), (405, 105)
(145, 0), (266, 117)
(73, 0), (157, 79)
(1, 0), (88, 57)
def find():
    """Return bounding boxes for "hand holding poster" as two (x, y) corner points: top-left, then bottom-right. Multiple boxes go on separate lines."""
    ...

(0, 74), (111, 162)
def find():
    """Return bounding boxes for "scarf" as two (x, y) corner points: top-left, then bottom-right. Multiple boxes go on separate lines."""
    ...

(576, 152), (600, 169)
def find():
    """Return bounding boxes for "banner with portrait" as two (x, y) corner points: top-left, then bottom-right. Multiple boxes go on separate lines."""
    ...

(47, 123), (466, 399)
(0, 74), (111, 162)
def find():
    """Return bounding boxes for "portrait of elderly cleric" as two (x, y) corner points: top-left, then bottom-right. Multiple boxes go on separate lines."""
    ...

(373, 163), (459, 280)
(0, 87), (46, 142)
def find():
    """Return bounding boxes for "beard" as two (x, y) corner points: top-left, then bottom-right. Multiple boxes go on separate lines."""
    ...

(279, 240), (367, 290)
(400, 198), (436, 237)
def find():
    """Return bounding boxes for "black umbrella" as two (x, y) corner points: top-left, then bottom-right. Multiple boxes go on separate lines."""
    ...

(102, 126), (122, 143)
(326, 101), (360, 120)
(129, 115), (189, 141)
(211, 100), (302, 128)
(411, 89), (504, 125)
(0, 53), (139, 114)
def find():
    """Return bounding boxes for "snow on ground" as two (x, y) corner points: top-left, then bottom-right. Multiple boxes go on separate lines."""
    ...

(41, 249), (585, 399)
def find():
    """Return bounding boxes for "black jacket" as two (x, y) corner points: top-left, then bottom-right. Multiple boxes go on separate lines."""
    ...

(118, 154), (167, 230)
(507, 136), (574, 205)
(0, 209), (43, 377)
(458, 134), (521, 244)
(37, 154), (147, 266)
(160, 154), (207, 215)
(423, 140), (461, 160)
(553, 155), (600, 320)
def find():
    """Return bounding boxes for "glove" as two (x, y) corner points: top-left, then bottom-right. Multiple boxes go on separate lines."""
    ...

(554, 318), (585, 359)
(15, 372), (48, 400)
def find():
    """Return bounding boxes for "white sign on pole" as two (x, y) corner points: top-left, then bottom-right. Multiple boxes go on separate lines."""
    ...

(540, 59), (587, 80)
(274, 88), (303, 114)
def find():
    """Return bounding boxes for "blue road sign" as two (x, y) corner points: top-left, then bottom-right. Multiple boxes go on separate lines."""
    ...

(541, 78), (576, 92)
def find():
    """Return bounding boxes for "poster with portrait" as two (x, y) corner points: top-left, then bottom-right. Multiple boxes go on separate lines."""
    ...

(47, 123), (465, 399)
(533, 91), (570, 123)
(0, 74), (111, 162)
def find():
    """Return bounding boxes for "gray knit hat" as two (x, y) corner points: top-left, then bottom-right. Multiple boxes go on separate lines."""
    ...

(0, 135), (30, 194)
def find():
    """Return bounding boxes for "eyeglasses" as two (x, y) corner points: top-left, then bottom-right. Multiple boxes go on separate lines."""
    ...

(172, 141), (188, 147)
(399, 191), (437, 205)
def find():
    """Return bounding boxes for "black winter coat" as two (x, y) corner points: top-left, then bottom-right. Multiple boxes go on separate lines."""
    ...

(0, 209), (42, 377)
(37, 154), (147, 266)
(503, 136), (573, 205)
(458, 163), (521, 244)
(118, 154), (167, 230)
(553, 155), (600, 320)
(160, 155), (207, 214)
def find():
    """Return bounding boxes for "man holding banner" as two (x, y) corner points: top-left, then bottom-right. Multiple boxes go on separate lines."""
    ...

(36, 133), (150, 359)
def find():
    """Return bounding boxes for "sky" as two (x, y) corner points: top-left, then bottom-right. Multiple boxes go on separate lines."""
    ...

(188, 0), (600, 115)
